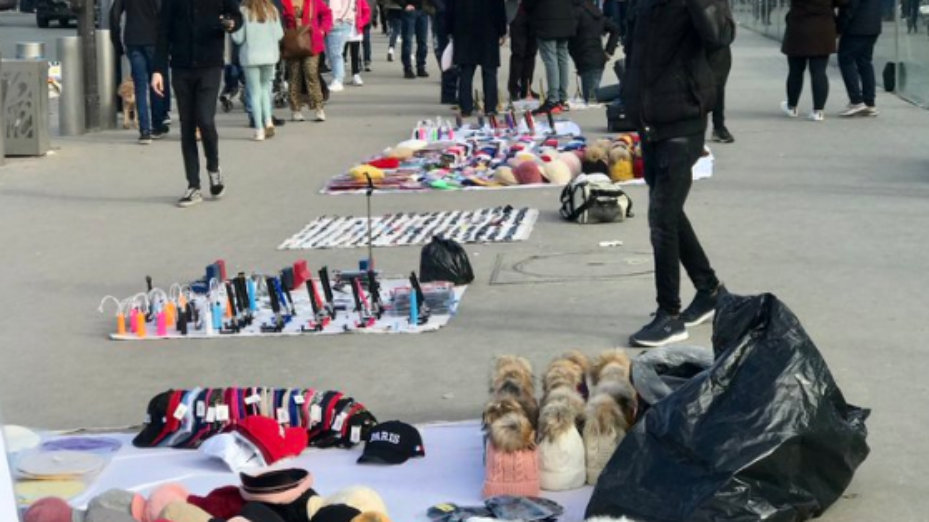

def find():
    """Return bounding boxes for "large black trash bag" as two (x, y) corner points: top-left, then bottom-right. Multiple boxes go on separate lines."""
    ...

(586, 293), (871, 522)
(631, 345), (714, 419)
(420, 236), (475, 285)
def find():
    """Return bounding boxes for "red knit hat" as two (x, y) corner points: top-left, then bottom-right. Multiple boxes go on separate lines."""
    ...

(481, 442), (540, 498)
(24, 497), (73, 522)
(513, 162), (543, 185)
(233, 416), (308, 465)
(188, 485), (246, 520)
(367, 157), (401, 170)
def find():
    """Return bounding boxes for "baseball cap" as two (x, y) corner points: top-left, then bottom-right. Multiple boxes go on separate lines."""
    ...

(357, 421), (425, 465)
(132, 390), (175, 448)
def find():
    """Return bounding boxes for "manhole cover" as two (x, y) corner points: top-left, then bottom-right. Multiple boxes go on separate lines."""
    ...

(490, 251), (653, 285)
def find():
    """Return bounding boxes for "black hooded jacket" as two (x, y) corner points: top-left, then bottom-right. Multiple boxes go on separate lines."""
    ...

(621, 0), (734, 142)
(568, 0), (621, 73)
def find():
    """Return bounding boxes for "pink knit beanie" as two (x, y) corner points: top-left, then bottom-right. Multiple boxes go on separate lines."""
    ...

(24, 497), (73, 522)
(481, 442), (540, 498)
(513, 162), (543, 185)
(144, 484), (190, 522)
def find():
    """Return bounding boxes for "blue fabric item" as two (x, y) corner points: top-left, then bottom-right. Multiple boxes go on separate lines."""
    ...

(231, 6), (285, 67)
(127, 45), (169, 133)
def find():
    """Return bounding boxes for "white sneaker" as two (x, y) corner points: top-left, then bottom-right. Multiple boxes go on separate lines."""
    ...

(780, 101), (799, 118)
(838, 103), (867, 117)
(292, 111), (305, 122)
(315, 109), (326, 122)
(328, 80), (344, 92)
(387, 47), (395, 61)
(253, 128), (265, 141)
(864, 106), (880, 117)
(808, 110), (825, 122)
(351, 74), (364, 86)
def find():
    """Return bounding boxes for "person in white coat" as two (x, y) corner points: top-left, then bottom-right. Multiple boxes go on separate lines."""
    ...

(233, 0), (285, 140)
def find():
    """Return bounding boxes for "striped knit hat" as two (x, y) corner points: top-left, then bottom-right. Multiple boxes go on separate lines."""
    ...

(481, 442), (540, 498)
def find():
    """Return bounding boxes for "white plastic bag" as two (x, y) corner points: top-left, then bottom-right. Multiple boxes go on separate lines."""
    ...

(441, 40), (454, 72)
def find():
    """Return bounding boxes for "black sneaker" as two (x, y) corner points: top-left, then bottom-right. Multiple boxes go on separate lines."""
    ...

(364, 61), (372, 72)
(629, 310), (689, 348)
(272, 116), (286, 127)
(152, 125), (169, 139)
(680, 284), (727, 327)
(712, 127), (735, 143)
(208, 168), (226, 199)
(417, 68), (429, 78)
(177, 187), (203, 208)
(138, 132), (152, 145)
(404, 69), (416, 79)
(531, 101), (558, 115)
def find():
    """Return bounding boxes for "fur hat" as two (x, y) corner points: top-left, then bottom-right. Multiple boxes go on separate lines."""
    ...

(349, 165), (385, 183)
(396, 139), (428, 151)
(583, 394), (629, 485)
(386, 147), (414, 160)
(493, 166), (518, 186)
(157, 502), (212, 522)
(482, 441), (540, 498)
(144, 484), (190, 522)
(581, 144), (610, 175)
(24, 497), (72, 522)
(608, 146), (634, 182)
(541, 160), (572, 185)
(539, 425), (586, 491)
(306, 487), (389, 521)
(514, 162), (543, 184)
(488, 355), (539, 428)
(559, 152), (583, 178)
(590, 350), (632, 387)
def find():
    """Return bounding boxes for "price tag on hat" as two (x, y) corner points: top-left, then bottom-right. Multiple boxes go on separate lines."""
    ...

(217, 405), (230, 422)
(277, 408), (290, 424)
(350, 426), (362, 444)
(196, 401), (206, 418)
(173, 403), (189, 421)
(332, 412), (347, 432)
(294, 394), (305, 405)
(310, 404), (322, 426)
(206, 407), (217, 423)
(245, 393), (261, 405)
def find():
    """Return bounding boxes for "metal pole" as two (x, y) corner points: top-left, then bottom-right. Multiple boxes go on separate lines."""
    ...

(96, 29), (116, 129)
(58, 36), (86, 136)
(0, 52), (5, 166)
(77, 0), (99, 131)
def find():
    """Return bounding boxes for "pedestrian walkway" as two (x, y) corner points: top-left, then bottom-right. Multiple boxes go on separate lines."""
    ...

(1, 27), (928, 521)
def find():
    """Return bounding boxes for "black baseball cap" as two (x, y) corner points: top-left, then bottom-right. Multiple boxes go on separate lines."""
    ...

(131, 389), (174, 448)
(357, 421), (426, 465)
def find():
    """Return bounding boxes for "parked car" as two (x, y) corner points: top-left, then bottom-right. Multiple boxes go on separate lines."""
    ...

(0, 0), (19, 12)
(35, 0), (74, 27)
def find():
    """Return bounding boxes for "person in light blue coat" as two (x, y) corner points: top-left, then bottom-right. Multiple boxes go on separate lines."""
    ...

(233, 0), (285, 140)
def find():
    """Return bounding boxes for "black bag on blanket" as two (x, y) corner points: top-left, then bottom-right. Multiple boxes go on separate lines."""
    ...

(420, 236), (475, 285)
(586, 293), (871, 522)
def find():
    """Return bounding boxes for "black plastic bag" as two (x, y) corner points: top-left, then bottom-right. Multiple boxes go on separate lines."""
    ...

(586, 293), (870, 522)
(420, 236), (474, 285)
(631, 345), (714, 418)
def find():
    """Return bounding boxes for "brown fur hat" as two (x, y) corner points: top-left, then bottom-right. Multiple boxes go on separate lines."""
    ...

(590, 349), (632, 387)
(490, 356), (539, 428)
(538, 388), (586, 443)
(489, 412), (536, 452)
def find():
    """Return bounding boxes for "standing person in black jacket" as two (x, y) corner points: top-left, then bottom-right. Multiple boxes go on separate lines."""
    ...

(623, 0), (733, 347)
(507, 0), (539, 102)
(708, 43), (734, 143)
(430, 0), (459, 104)
(110, 0), (171, 144)
(837, 0), (882, 116)
(152, 0), (242, 207)
(568, 0), (619, 103)
(447, 0), (507, 116)
(525, 0), (577, 114)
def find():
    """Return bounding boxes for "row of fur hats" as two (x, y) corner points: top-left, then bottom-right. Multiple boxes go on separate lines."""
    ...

(24, 468), (390, 522)
(480, 350), (637, 497)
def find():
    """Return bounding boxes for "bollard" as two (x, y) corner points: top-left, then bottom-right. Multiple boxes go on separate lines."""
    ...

(96, 30), (117, 130)
(16, 42), (46, 60)
(0, 53), (5, 165)
(58, 36), (86, 136)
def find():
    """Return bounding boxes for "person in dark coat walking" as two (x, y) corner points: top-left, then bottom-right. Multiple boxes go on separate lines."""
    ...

(568, 0), (619, 103)
(837, 0), (882, 116)
(708, 44), (734, 143)
(780, 0), (847, 121)
(429, 0), (459, 104)
(447, 0), (507, 115)
(525, 0), (577, 114)
(507, 0), (539, 101)
(622, 0), (734, 347)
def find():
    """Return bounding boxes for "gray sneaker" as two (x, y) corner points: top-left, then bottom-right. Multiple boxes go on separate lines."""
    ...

(208, 169), (226, 199)
(865, 105), (880, 117)
(839, 103), (867, 117)
(177, 187), (203, 208)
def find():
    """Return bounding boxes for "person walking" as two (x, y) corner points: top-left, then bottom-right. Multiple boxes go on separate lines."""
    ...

(568, 0), (620, 103)
(709, 42), (734, 142)
(281, 0), (333, 122)
(903, 0), (919, 32)
(447, 0), (507, 116)
(232, 0), (284, 141)
(379, 0), (404, 61)
(780, 0), (847, 121)
(110, 0), (170, 144)
(325, 0), (364, 91)
(401, 0), (430, 79)
(152, 0), (242, 207)
(837, 0), (882, 116)
(429, 0), (459, 104)
(525, 0), (578, 115)
(345, 0), (372, 86)
(506, 0), (539, 102)
(623, 0), (734, 347)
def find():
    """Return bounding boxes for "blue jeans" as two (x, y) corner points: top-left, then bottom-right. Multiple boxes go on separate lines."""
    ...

(402, 9), (428, 71)
(579, 68), (603, 102)
(538, 38), (569, 104)
(326, 21), (353, 83)
(127, 45), (169, 133)
(244, 65), (274, 129)
(838, 35), (878, 106)
(388, 10), (403, 48)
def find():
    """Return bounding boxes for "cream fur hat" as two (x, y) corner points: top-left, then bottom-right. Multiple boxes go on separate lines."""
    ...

(541, 160), (572, 185)
(539, 427), (586, 491)
(306, 486), (389, 521)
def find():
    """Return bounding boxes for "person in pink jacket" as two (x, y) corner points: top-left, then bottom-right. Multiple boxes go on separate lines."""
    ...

(282, 0), (333, 121)
(345, 0), (372, 86)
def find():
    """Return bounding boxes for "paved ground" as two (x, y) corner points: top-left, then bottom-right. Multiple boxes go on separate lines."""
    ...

(0, 12), (75, 61)
(2, 25), (929, 520)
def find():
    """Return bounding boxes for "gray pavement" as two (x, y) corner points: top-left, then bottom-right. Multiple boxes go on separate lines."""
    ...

(2, 26), (929, 520)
